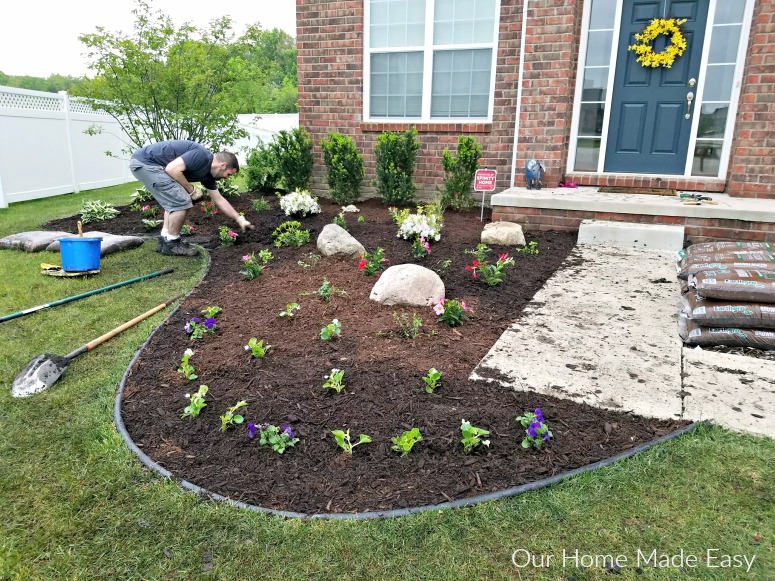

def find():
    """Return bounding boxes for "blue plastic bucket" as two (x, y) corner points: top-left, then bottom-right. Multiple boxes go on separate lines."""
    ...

(58, 237), (103, 272)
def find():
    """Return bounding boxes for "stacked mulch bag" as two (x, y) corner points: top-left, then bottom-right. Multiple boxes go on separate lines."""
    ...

(677, 241), (775, 350)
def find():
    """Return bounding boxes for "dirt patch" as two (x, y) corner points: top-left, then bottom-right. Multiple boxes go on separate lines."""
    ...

(48, 194), (689, 514)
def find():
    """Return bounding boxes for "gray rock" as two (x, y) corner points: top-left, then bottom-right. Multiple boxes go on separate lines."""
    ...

(369, 264), (445, 307)
(481, 221), (526, 246)
(317, 224), (365, 257)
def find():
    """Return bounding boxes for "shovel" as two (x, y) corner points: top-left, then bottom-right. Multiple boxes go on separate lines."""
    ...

(11, 293), (184, 398)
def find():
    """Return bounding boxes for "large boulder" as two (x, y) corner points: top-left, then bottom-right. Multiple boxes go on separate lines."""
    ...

(317, 224), (365, 258)
(481, 221), (526, 246)
(369, 264), (445, 307)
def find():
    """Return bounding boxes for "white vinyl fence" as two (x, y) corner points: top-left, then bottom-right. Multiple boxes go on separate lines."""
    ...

(0, 85), (298, 209)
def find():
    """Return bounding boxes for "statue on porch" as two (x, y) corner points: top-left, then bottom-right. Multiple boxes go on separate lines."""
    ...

(525, 159), (546, 190)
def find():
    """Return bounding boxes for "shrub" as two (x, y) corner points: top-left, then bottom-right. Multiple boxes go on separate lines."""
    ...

(245, 138), (280, 191)
(321, 132), (364, 205)
(272, 221), (310, 248)
(218, 176), (240, 197)
(80, 199), (120, 223)
(374, 127), (420, 206)
(269, 126), (313, 192)
(130, 186), (154, 203)
(440, 135), (483, 210)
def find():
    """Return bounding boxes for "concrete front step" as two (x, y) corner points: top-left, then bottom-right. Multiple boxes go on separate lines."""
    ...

(491, 187), (775, 244)
(578, 220), (685, 251)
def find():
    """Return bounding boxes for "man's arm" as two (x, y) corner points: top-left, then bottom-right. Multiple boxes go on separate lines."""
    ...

(165, 157), (196, 194)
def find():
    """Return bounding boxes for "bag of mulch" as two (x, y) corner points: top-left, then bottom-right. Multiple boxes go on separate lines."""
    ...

(682, 291), (775, 329)
(0, 231), (74, 252)
(46, 231), (144, 257)
(676, 252), (775, 279)
(681, 241), (772, 258)
(689, 269), (775, 303)
(679, 314), (775, 350)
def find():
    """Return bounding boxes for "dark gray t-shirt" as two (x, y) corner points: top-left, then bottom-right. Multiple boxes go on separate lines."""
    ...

(133, 140), (217, 190)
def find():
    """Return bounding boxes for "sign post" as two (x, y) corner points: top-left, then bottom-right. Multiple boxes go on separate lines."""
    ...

(473, 168), (497, 221)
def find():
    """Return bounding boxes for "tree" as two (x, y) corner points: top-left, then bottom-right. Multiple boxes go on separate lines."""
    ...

(74, 0), (255, 154)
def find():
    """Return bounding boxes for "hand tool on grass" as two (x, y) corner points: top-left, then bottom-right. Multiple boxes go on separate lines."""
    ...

(11, 293), (184, 398)
(0, 269), (174, 324)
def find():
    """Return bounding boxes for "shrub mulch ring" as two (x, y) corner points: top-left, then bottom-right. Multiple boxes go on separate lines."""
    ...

(46, 193), (689, 514)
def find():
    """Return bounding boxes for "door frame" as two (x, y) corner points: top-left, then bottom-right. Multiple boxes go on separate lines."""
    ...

(567, 0), (756, 180)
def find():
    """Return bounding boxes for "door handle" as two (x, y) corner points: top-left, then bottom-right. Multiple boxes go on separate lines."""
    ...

(685, 91), (694, 119)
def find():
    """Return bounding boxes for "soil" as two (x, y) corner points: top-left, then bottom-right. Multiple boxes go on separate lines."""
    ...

(45, 193), (690, 514)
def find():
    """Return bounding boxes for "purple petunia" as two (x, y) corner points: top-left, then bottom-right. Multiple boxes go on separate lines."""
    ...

(184, 322), (191, 334)
(282, 423), (295, 439)
(543, 432), (551, 441)
(528, 420), (541, 438)
(203, 317), (216, 330)
(534, 408), (544, 423)
(191, 317), (202, 323)
(247, 423), (258, 439)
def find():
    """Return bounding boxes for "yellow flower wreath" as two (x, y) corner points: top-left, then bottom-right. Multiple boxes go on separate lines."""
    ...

(628, 18), (688, 68)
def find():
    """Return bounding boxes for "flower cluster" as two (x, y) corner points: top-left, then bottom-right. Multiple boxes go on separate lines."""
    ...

(411, 236), (431, 258)
(240, 250), (272, 280)
(628, 18), (688, 68)
(433, 297), (470, 327)
(200, 200), (217, 216)
(397, 213), (442, 242)
(218, 225), (238, 246)
(248, 422), (299, 454)
(184, 316), (217, 340)
(516, 408), (553, 449)
(180, 224), (196, 236)
(279, 188), (321, 217)
(359, 247), (388, 276)
(465, 244), (515, 286)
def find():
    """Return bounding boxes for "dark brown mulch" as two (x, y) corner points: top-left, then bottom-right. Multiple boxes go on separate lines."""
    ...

(47, 194), (689, 514)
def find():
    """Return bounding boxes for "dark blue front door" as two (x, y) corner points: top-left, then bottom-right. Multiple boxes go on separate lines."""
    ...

(605, 0), (709, 174)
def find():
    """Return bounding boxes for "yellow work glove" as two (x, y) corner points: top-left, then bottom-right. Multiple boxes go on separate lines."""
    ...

(236, 215), (254, 232)
(189, 185), (205, 202)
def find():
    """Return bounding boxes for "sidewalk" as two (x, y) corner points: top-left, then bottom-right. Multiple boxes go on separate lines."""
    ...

(472, 243), (775, 439)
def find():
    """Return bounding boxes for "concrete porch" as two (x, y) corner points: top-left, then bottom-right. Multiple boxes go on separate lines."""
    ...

(490, 187), (775, 244)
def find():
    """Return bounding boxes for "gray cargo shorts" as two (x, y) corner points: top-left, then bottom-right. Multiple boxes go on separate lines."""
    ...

(129, 158), (193, 212)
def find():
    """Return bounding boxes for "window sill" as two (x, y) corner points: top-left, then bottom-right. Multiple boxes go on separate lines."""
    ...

(360, 121), (492, 133)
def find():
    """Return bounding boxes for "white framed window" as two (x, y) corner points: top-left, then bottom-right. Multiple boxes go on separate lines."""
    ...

(365, 0), (500, 122)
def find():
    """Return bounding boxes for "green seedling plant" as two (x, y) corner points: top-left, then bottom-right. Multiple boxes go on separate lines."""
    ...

(180, 224), (196, 236)
(303, 278), (347, 302)
(392, 311), (422, 339)
(279, 302), (300, 318)
(465, 243), (515, 286)
(80, 199), (120, 223)
(333, 212), (348, 230)
(320, 319), (342, 341)
(515, 240), (539, 255)
(460, 419), (490, 453)
(181, 385), (208, 419)
(177, 348), (197, 380)
(516, 408), (553, 449)
(331, 429), (372, 455)
(244, 337), (271, 358)
(219, 225), (238, 246)
(323, 368), (346, 393)
(220, 401), (247, 432)
(240, 250), (272, 280)
(248, 422), (299, 454)
(357, 215), (365, 222)
(201, 306), (221, 319)
(200, 200), (218, 217)
(359, 247), (388, 276)
(297, 253), (321, 268)
(142, 218), (163, 230)
(272, 221), (310, 248)
(422, 368), (442, 394)
(131, 185), (154, 203)
(184, 316), (217, 340)
(391, 427), (423, 456)
(140, 204), (157, 219)
(251, 197), (271, 212)
(433, 298), (470, 327)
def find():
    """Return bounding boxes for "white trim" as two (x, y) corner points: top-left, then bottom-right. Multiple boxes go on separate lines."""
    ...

(597, 2), (623, 173)
(510, 0), (530, 187)
(363, 0), (501, 123)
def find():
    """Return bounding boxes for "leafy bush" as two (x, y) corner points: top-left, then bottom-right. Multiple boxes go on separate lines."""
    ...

(80, 199), (120, 223)
(441, 135), (483, 210)
(374, 127), (420, 206)
(218, 176), (241, 198)
(245, 138), (279, 191)
(130, 186), (154, 203)
(321, 132), (364, 205)
(269, 126), (313, 192)
(272, 221), (310, 248)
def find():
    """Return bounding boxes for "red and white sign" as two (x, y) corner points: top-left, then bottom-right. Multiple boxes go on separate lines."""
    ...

(473, 168), (497, 192)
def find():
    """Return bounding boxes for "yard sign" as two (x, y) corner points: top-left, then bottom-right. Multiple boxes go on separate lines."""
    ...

(474, 168), (497, 221)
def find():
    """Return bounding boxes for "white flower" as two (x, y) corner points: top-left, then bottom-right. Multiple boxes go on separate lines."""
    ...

(184, 348), (194, 357)
(332, 318), (339, 324)
(244, 345), (250, 350)
(279, 189), (321, 217)
(185, 393), (191, 399)
(461, 419), (468, 425)
(482, 440), (491, 447)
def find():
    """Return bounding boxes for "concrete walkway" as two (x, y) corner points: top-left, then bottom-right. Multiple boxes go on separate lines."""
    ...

(472, 243), (775, 439)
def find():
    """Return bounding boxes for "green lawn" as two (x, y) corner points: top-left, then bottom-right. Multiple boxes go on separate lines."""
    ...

(0, 185), (773, 580)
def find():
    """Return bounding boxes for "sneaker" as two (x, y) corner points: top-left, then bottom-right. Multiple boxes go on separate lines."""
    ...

(155, 235), (164, 253)
(161, 238), (199, 256)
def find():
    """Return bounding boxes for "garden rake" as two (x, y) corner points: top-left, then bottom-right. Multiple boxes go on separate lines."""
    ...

(11, 293), (183, 398)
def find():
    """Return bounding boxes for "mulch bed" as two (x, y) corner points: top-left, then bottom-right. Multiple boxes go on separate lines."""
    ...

(46, 193), (689, 514)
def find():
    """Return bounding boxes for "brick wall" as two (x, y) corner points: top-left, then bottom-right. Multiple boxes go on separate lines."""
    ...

(727, 0), (775, 199)
(298, 0), (524, 199)
(491, 206), (775, 244)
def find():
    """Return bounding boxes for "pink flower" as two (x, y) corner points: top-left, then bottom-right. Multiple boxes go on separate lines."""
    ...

(142, 205), (150, 211)
(465, 264), (473, 272)
(359, 259), (368, 270)
(433, 303), (445, 316)
(472, 260), (480, 267)
(439, 297), (446, 305)
(461, 300), (468, 311)
(473, 272), (478, 279)
(498, 253), (510, 261)
(242, 255), (251, 262)
(228, 230), (237, 237)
